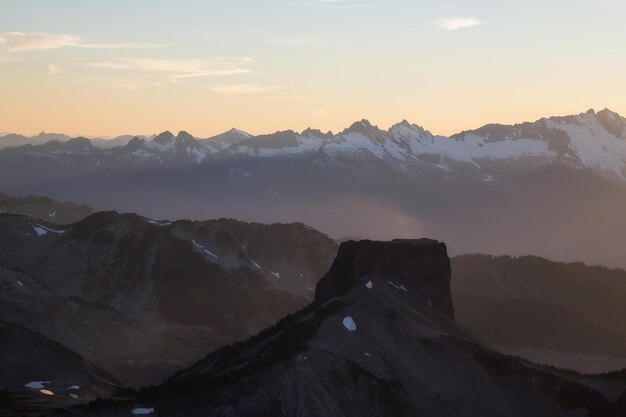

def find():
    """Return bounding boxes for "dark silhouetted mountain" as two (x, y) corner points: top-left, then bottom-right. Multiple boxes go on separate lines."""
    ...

(0, 212), (337, 387)
(0, 132), (72, 149)
(0, 192), (95, 224)
(452, 254), (626, 372)
(0, 321), (120, 413)
(77, 240), (626, 417)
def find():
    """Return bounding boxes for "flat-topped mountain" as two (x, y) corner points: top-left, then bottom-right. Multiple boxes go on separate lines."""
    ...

(75, 239), (626, 417)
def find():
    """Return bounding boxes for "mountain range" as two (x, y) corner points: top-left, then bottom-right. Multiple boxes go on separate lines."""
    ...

(2, 109), (626, 269)
(1, 200), (625, 415)
(46, 239), (626, 417)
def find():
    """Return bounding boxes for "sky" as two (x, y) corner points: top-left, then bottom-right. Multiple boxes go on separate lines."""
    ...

(0, 0), (625, 138)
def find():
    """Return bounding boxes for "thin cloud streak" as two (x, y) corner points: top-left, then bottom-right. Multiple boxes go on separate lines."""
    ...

(437, 17), (484, 31)
(87, 58), (251, 79)
(0, 32), (164, 52)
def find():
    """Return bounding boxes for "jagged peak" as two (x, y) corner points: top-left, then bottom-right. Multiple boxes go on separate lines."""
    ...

(341, 119), (387, 139)
(152, 131), (176, 144)
(226, 128), (251, 138)
(301, 128), (333, 138)
(176, 131), (197, 143)
(389, 120), (431, 136)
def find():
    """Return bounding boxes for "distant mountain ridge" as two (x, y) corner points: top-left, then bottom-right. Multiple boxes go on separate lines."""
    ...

(2, 108), (626, 182)
(4, 108), (626, 269)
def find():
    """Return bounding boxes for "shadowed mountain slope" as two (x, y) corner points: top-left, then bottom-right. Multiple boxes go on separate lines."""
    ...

(0, 212), (337, 388)
(71, 240), (626, 417)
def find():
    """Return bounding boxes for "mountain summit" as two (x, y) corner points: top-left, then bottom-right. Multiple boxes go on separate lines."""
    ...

(82, 239), (626, 417)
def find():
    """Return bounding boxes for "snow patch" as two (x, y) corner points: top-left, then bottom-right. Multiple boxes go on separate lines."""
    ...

(39, 389), (54, 396)
(25, 381), (50, 389)
(251, 260), (261, 269)
(32, 224), (64, 236)
(365, 280), (373, 289)
(191, 240), (219, 259)
(32, 226), (47, 236)
(17, 280), (23, 287)
(270, 271), (280, 279)
(69, 393), (79, 399)
(342, 316), (357, 332)
(132, 408), (155, 415)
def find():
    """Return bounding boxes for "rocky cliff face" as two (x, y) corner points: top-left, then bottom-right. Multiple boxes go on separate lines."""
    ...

(0, 212), (337, 388)
(315, 239), (453, 318)
(79, 239), (626, 417)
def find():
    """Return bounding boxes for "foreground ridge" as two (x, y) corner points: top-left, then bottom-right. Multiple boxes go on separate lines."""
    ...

(72, 239), (626, 417)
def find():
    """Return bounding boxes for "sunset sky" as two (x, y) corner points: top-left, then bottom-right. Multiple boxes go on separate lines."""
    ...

(1, 0), (625, 138)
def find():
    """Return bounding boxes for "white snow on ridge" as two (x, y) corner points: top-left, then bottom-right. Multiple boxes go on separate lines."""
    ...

(231, 135), (325, 158)
(323, 132), (388, 159)
(270, 271), (280, 279)
(191, 240), (219, 259)
(251, 260), (261, 269)
(545, 114), (626, 180)
(388, 281), (408, 292)
(32, 224), (64, 236)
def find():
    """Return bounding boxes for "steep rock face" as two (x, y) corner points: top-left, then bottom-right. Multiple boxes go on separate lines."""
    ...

(79, 239), (626, 417)
(315, 239), (453, 319)
(0, 212), (337, 388)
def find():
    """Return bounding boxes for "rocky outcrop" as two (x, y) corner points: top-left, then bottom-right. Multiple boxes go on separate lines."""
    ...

(0, 211), (337, 388)
(77, 239), (625, 417)
(315, 238), (453, 319)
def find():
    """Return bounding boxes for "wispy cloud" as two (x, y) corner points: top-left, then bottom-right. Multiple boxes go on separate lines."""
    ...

(47, 63), (62, 75)
(208, 84), (283, 96)
(437, 17), (484, 31)
(0, 32), (164, 52)
(87, 58), (251, 79)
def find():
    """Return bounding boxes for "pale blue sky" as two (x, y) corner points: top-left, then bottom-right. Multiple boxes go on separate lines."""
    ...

(1, 0), (624, 136)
